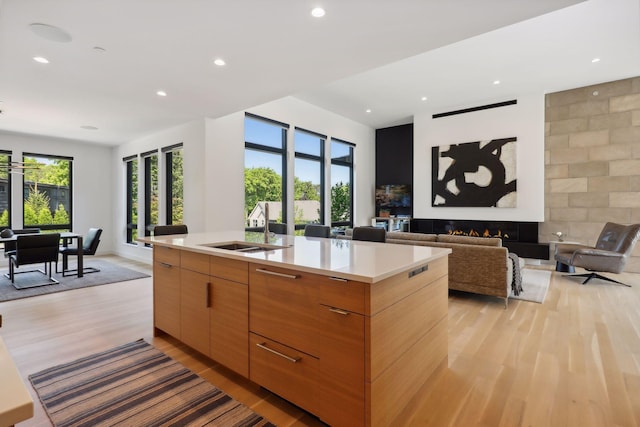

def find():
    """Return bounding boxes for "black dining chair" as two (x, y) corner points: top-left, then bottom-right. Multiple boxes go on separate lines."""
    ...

(153, 224), (188, 236)
(268, 223), (288, 235)
(9, 233), (61, 288)
(304, 224), (331, 238)
(352, 226), (386, 243)
(3, 228), (41, 258)
(59, 228), (103, 277)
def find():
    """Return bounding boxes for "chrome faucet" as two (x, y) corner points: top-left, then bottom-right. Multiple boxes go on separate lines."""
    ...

(264, 202), (269, 243)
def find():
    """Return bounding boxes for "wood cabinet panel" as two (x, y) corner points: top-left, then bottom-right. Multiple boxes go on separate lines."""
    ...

(317, 304), (365, 426)
(180, 250), (209, 275)
(368, 317), (448, 427)
(249, 263), (319, 357)
(210, 278), (248, 377)
(367, 256), (447, 315)
(249, 333), (318, 414)
(367, 275), (448, 382)
(153, 261), (181, 338)
(316, 275), (366, 314)
(180, 269), (210, 356)
(211, 256), (248, 284)
(154, 245), (180, 266)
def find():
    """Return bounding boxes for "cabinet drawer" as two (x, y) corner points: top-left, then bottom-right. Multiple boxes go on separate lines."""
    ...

(211, 256), (248, 284)
(317, 304), (365, 426)
(154, 245), (180, 266)
(249, 333), (318, 414)
(181, 251), (209, 275)
(316, 275), (366, 314)
(249, 264), (318, 356)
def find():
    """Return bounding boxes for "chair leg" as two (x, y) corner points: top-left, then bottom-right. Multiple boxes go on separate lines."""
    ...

(566, 272), (632, 287)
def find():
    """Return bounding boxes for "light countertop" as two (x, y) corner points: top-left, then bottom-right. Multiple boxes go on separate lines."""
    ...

(0, 337), (34, 426)
(139, 231), (450, 283)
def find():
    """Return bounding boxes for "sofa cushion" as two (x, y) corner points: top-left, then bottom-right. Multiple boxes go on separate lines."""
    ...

(386, 231), (437, 242)
(436, 234), (502, 247)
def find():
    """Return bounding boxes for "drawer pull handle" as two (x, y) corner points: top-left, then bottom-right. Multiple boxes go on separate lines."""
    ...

(159, 262), (172, 268)
(255, 268), (299, 280)
(329, 276), (348, 282)
(256, 342), (300, 363)
(206, 282), (211, 308)
(329, 307), (350, 316)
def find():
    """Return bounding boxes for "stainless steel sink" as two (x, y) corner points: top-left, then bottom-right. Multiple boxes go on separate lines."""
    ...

(199, 241), (287, 253)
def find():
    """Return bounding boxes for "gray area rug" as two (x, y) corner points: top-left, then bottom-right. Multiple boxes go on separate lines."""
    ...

(0, 260), (149, 302)
(510, 268), (552, 304)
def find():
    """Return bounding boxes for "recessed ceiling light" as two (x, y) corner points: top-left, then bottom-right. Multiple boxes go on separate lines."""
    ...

(421, 96), (428, 101)
(92, 46), (106, 53)
(214, 58), (226, 66)
(366, 109), (372, 113)
(80, 125), (98, 130)
(156, 90), (167, 97)
(29, 23), (72, 43)
(493, 80), (501, 85)
(592, 57), (601, 63)
(311, 7), (326, 17)
(33, 56), (49, 64)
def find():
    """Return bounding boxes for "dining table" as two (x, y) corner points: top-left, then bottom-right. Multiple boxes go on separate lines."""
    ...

(0, 231), (84, 278)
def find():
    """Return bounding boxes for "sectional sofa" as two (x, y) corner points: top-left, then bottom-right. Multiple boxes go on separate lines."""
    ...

(341, 230), (518, 307)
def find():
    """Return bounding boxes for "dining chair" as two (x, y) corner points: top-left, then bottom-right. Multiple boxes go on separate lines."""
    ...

(59, 228), (103, 277)
(153, 224), (188, 236)
(352, 226), (386, 243)
(9, 233), (60, 288)
(304, 224), (331, 238)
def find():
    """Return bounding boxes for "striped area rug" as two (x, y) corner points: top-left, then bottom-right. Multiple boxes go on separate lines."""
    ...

(29, 339), (275, 426)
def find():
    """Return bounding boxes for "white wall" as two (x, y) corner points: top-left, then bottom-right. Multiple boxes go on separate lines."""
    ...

(0, 131), (114, 252)
(113, 120), (206, 263)
(413, 94), (545, 221)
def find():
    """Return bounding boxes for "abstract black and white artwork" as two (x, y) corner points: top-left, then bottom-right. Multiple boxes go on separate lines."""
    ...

(432, 137), (517, 207)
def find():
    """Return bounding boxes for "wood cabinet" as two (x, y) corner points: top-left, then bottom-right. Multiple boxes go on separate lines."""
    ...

(154, 249), (249, 376)
(154, 245), (448, 426)
(153, 246), (181, 338)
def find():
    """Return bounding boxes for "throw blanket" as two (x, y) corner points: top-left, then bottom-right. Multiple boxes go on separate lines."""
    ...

(509, 252), (523, 296)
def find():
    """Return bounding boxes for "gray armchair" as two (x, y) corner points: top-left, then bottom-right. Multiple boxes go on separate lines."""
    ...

(554, 222), (640, 286)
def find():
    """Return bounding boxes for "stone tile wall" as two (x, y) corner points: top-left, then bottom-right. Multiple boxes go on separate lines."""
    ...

(543, 76), (640, 273)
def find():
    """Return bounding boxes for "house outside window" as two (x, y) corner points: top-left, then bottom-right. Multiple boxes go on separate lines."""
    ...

(244, 113), (288, 230)
(294, 128), (324, 234)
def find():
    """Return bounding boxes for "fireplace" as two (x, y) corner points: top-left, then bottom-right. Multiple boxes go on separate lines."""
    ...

(410, 219), (549, 259)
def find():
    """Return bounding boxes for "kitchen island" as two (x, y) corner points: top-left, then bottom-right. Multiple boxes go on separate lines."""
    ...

(140, 231), (451, 426)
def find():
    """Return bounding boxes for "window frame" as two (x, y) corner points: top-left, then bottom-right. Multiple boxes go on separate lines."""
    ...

(141, 150), (159, 238)
(244, 113), (289, 230)
(293, 127), (325, 231)
(22, 152), (73, 232)
(0, 150), (12, 228)
(124, 155), (138, 244)
(330, 138), (355, 229)
(162, 143), (184, 226)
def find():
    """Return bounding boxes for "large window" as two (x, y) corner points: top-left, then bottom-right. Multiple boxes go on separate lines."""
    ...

(294, 128), (324, 233)
(23, 153), (72, 231)
(244, 114), (288, 230)
(0, 151), (11, 228)
(163, 144), (184, 225)
(330, 139), (354, 230)
(142, 151), (159, 238)
(124, 156), (138, 244)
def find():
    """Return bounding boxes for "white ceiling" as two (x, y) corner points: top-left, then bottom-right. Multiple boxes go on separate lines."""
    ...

(0, 0), (637, 146)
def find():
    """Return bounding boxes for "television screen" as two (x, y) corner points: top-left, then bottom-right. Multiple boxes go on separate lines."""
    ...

(375, 184), (411, 208)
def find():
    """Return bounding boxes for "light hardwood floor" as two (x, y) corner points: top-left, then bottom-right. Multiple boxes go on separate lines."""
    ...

(1, 256), (639, 426)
